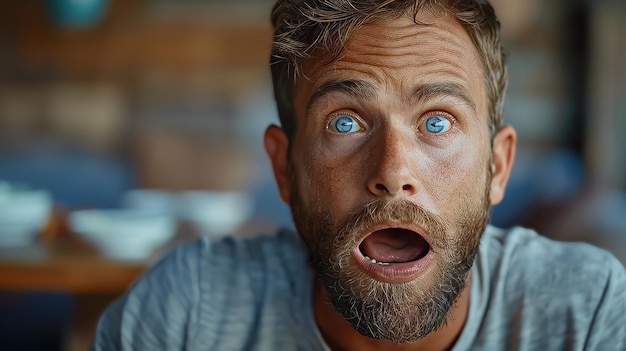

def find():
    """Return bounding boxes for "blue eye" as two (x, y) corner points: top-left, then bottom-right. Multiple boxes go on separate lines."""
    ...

(330, 115), (362, 133)
(424, 116), (452, 134)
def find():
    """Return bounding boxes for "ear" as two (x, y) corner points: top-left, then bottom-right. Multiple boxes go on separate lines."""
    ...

(264, 124), (291, 204)
(490, 125), (516, 205)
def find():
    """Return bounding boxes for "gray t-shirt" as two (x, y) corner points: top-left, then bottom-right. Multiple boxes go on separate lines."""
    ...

(92, 226), (626, 350)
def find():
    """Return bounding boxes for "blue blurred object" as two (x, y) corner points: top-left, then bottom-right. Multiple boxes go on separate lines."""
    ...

(46, 0), (109, 28)
(249, 164), (294, 231)
(0, 144), (133, 210)
(490, 148), (584, 228)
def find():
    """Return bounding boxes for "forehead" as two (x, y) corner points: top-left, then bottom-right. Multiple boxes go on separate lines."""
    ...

(295, 13), (487, 116)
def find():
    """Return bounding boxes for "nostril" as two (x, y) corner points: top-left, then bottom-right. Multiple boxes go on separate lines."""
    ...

(374, 183), (415, 195)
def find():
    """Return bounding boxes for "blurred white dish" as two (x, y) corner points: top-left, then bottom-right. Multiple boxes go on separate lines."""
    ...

(69, 208), (176, 260)
(122, 189), (177, 216)
(178, 190), (253, 239)
(0, 187), (52, 247)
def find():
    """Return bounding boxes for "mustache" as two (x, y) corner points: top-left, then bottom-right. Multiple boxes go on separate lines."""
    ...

(331, 198), (449, 252)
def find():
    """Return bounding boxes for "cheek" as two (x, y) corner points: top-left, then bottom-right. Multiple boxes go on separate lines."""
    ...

(427, 149), (489, 211)
(297, 146), (364, 212)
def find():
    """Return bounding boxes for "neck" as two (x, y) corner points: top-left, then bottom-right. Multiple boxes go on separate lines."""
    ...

(313, 273), (471, 351)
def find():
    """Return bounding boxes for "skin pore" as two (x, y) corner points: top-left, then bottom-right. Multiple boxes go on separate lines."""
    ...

(265, 11), (516, 351)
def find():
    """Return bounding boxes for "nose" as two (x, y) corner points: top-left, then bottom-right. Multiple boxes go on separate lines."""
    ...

(366, 130), (420, 198)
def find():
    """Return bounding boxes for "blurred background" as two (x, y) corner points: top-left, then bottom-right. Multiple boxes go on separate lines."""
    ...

(0, 0), (624, 349)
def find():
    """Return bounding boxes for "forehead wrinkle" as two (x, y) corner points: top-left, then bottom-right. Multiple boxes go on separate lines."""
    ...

(299, 14), (486, 121)
(341, 33), (473, 76)
(348, 20), (471, 58)
(351, 37), (468, 62)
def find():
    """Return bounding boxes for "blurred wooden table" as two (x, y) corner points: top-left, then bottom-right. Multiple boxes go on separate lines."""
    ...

(0, 208), (204, 350)
(0, 239), (148, 294)
(0, 230), (156, 351)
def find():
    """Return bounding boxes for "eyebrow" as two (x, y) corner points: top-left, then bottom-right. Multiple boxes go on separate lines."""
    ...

(410, 82), (477, 114)
(306, 79), (477, 115)
(306, 79), (376, 115)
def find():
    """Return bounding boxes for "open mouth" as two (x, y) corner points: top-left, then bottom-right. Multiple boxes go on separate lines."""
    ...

(354, 227), (433, 282)
(359, 228), (430, 264)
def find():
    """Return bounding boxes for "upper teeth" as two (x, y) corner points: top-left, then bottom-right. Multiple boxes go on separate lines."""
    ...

(364, 255), (391, 266)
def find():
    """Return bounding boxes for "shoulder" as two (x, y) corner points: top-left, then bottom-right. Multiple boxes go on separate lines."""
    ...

(205, 228), (308, 268)
(137, 228), (309, 309)
(91, 241), (203, 350)
(481, 225), (624, 289)
(475, 225), (626, 349)
(143, 228), (307, 287)
(92, 229), (310, 350)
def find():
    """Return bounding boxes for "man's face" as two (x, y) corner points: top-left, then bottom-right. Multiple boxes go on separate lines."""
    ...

(278, 13), (499, 342)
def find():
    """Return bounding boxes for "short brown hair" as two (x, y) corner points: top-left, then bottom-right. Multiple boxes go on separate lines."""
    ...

(270, 0), (506, 140)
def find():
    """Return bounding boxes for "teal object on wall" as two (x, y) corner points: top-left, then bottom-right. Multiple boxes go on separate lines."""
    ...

(46, 0), (109, 28)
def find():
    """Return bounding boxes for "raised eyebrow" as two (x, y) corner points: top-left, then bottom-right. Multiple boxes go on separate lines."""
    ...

(306, 79), (376, 115)
(410, 83), (477, 114)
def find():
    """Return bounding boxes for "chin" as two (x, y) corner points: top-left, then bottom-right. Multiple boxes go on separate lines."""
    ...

(298, 199), (485, 343)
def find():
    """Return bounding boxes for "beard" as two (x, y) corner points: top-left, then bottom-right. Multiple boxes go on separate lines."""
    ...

(289, 170), (491, 343)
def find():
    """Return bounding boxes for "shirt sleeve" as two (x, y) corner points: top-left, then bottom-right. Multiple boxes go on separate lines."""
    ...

(585, 253), (626, 350)
(91, 242), (202, 351)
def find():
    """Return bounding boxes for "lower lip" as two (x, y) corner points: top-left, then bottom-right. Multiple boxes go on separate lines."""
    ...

(352, 248), (435, 283)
